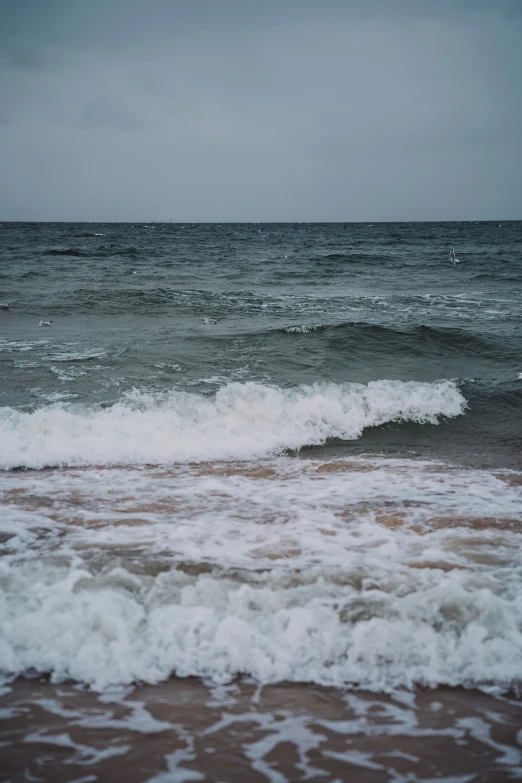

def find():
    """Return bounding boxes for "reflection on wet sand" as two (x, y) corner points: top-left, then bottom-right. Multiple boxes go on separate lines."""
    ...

(1, 678), (521, 783)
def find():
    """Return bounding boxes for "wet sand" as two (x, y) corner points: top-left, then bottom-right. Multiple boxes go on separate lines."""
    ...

(1, 678), (521, 782)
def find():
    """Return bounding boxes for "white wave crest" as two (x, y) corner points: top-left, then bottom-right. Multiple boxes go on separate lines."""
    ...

(283, 324), (322, 333)
(0, 380), (466, 469)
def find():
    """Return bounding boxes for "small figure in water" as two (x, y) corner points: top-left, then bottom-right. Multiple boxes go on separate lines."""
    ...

(203, 317), (218, 325)
(449, 247), (460, 265)
(39, 320), (53, 326)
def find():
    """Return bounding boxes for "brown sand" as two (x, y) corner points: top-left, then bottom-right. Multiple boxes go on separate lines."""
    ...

(1, 677), (521, 782)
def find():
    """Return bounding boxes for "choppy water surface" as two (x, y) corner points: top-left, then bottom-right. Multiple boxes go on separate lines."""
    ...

(1, 221), (522, 780)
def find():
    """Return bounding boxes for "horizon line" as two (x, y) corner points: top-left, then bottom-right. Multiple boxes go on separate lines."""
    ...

(0, 218), (519, 224)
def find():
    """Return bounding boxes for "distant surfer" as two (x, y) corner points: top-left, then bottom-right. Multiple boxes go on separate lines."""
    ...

(38, 320), (53, 327)
(449, 247), (460, 265)
(203, 317), (218, 325)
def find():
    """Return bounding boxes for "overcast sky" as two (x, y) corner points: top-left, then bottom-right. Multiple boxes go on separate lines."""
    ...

(0, 0), (520, 221)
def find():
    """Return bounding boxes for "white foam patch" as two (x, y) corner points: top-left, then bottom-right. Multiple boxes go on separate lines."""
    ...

(1, 558), (521, 692)
(47, 350), (108, 362)
(50, 365), (88, 382)
(284, 324), (322, 333)
(0, 339), (49, 353)
(0, 380), (466, 469)
(2, 459), (520, 571)
(34, 391), (80, 403)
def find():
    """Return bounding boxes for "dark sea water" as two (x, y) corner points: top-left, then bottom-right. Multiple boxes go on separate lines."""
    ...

(1, 221), (522, 467)
(1, 222), (522, 781)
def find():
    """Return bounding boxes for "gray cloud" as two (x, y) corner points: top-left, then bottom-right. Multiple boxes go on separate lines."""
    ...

(80, 96), (146, 132)
(0, 0), (520, 220)
(3, 46), (45, 72)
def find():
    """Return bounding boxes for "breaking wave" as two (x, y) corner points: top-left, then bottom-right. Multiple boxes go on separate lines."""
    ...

(1, 560), (521, 691)
(0, 380), (466, 469)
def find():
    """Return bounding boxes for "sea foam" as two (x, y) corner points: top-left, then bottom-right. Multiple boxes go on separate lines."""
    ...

(1, 559), (521, 691)
(0, 380), (465, 469)
(1, 456), (521, 692)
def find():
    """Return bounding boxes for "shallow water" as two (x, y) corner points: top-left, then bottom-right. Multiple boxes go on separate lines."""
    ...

(2, 679), (521, 782)
(2, 458), (522, 693)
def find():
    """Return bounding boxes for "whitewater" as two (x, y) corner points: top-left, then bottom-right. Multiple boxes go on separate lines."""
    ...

(0, 379), (465, 468)
(2, 455), (522, 693)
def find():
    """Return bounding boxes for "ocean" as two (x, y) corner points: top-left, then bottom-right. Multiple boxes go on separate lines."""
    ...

(1, 221), (522, 781)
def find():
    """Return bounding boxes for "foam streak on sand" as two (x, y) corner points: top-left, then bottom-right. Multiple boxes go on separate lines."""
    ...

(0, 380), (465, 469)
